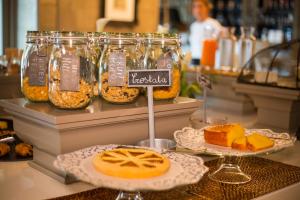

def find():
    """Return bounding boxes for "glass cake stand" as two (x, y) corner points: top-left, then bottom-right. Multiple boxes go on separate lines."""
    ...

(189, 111), (251, 184)
(186, 112), (297, 184)
(208, 155), (251, 184)
(209, 128), (297, 184)
(116, 191), (143, 200)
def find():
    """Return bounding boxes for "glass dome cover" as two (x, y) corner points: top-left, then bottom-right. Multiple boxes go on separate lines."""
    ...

(237, 39), (300, 90)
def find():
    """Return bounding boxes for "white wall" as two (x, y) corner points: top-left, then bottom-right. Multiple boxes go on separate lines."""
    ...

(17, 0), (38, 49)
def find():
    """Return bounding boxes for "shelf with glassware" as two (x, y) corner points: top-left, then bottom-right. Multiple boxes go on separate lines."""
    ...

(182, 25), (258, 113)
(211, 0), (296, 42)
(235, 38), (300, 132)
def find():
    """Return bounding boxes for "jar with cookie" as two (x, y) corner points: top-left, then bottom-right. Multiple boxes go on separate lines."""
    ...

(99, 33), (141, 104)
(48, 32), (94, 109)
(142, 33), (181, 100)
(21, 31), (51, 102)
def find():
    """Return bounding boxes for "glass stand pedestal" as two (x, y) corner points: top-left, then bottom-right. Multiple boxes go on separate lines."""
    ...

(208, 156), (251, 184)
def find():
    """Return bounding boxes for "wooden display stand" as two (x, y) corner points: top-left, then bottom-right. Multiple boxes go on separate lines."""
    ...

(0, 97), (201, 183)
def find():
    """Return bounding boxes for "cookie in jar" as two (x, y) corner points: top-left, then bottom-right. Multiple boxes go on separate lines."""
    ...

(48, 32), (94, 109)
(99, 33), (140, 104)
(21, 31), (50, 102)
(101, 72), (139, 103)
(153, 66), (180, 100)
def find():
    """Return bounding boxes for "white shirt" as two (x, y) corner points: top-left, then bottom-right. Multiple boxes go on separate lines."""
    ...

(189, 18), (222, 59)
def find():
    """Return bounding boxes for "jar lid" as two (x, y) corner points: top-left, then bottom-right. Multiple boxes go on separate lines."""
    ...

(26, 31), (51, 39)
(86, 32), (108, 38)
(50, 31), (88, 45)
(137, 32), (178, 38)
(86, 32), (109, 44)
(51, 31), (86, 40)
(107, 32), (138, 45)
(26, 31), (52, 44)
(108, 32), (137, 40)
(153, 33), (179, 40)
(141, 32), (179, 45)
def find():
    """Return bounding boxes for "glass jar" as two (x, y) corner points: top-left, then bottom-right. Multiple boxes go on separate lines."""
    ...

(99, 33), (140, 104)
(143, 33), (181, 100)
(21, 31), (50, 102)
(87, 32), (108, 97)
(48, 32), (94, 109)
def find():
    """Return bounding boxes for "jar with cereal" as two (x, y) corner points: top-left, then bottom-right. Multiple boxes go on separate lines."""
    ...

(48, 32), (94, 109)
(99, 33), (140, 104)
(143, 33), (181, 100)
(21, 31), (50, 102)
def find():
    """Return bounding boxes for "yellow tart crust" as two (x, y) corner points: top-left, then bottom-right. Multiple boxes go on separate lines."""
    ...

(92, 148), (170, 179)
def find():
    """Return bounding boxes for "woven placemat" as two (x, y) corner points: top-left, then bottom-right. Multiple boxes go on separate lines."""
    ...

(50, 157), (300, 200)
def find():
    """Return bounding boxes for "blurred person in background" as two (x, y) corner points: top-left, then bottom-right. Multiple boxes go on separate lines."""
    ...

(189, 0), (222, 66)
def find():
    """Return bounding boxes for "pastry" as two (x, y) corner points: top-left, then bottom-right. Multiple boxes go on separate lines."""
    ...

(204, 124), (245, 147)
(0, 143), (10, 157)
(93, 148), (170, 179)
(232, 136), (248, 151)
(15, 143), (33, 157)
(247, 133), (274, 151)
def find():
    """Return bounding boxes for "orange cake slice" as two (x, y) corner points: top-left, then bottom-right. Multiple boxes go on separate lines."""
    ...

(93, 148), (170, 179)
(232, 136), (248, 151)
(247, 133), (274, 151)
(204, 124), (245, 147)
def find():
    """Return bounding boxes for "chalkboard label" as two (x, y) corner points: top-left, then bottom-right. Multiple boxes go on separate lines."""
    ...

(108, 51), (126, 86)
(128, 69), (171, 87)
(60, 52), (80, 91)
(28, 52), (48, 86)
(197, 73), (212, 89)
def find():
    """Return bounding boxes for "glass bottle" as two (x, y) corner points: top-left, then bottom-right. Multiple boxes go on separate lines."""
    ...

(21, 31), (50, 102)
(201, 25), (218, 69)
(237, 26), (256, 68)
(219, 27), (237, 71)
(142, 33), (181, 100)
(48, 32), (94, 109)
(99, 33), (140, 104)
